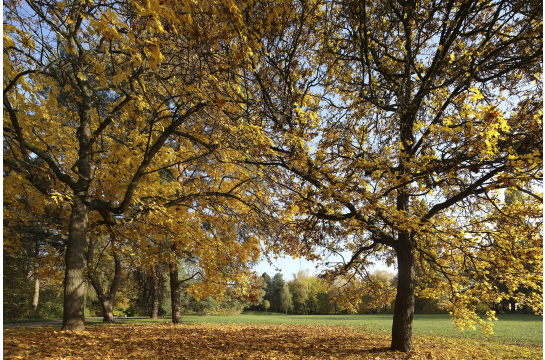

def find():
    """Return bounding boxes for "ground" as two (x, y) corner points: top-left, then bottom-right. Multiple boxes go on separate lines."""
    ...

(3, 313), (542, 359)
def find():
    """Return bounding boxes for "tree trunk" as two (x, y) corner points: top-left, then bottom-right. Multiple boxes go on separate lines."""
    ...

(169, 261), (182, 324)
(510, 299), (517, 313)
(150, 266), (160, 319)
(32, 241), (40, 318)
(87, 234), (122, 323)
(390, 240), (416, 352)
(32, 276), (40, 318)
(61, 199), (89, 331)
(102, 300), (115, 322)
(62, 93), (92, 331)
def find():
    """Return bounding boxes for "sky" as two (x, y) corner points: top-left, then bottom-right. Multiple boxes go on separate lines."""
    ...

(252, 255), (395, 281)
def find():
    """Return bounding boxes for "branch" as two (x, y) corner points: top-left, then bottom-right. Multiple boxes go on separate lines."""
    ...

(176, 271), (204, 288)
(515, 186), (543, 203)
(4, 70), (39, 95)
(423, 165), (506, 221)
(114, 103), (207, 214)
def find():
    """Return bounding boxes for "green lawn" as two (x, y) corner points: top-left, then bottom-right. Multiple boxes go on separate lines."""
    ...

(3, 318), (63, 324)
(87, 312), (543, 346)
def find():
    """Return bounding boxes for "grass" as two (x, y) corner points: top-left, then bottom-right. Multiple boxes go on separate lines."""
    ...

(85, 311), (543, 346)
(3, 318), (63, 324)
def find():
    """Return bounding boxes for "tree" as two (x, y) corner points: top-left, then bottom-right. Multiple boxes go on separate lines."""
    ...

(279, 282), (293, 314)
(261, 272), (274, 306)
(3, 180), (66, 319)
(4, 0), (265, 331)
(270, 273), (286, 311)
(85, 231), (122, 323)
(229, 0), (542, 351)
(127, 263), (167, 318)
(362, 271), (397, 314)
(289, 271), (310, 314)
(263, 300), (270, 315)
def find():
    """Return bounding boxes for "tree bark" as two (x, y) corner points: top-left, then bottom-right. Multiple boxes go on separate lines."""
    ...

(32, 276), (40, 318)
(61, 199), (89, 331)
(150, 266), (160, 319)
(169, 260), (182, 324)
(390, 239), (416, 352)
(32, 240), (40, 318)
(62, 89), (93, 331)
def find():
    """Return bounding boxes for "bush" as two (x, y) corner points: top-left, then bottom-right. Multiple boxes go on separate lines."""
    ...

(213, 298), (245, 316)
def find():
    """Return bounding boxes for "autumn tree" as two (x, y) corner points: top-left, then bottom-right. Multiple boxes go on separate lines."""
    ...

(361, 270), (397, 313)
(289, 272), (310, 314)
(4, 0), (267, 331)
(279, 282), (294, 314)
(84, 230), (123, 323)
(3, 178), (66, 319)
(225, 0), (543, 352)
(263, 300), (270, 315)
(127, 262), (167, 318)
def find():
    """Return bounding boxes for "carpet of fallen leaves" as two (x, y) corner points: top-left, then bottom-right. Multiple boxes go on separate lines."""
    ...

(3, 323), (542, 359)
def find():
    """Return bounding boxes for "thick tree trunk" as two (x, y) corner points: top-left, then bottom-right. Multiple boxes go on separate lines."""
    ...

(32, 276), (40, 318)
(390, 241), (416, 352)
(150, 266), (160, 319)
(62, 92), (92, 331)
(169, 261), (182, 324)
(61, 199), (89, 331)
(102, 300), (115, 322)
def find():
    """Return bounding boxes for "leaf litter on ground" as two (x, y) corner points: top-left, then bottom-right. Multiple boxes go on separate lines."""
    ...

(3, 323), (542, 359)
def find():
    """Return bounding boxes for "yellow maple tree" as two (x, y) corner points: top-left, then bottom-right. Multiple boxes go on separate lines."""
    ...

(4, 0), (267, 330)
(217, 0), (543, 352)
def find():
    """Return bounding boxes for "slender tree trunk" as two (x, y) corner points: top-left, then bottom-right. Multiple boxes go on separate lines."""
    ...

(510, 299), (517, 313)
(32, 276), (40, 318)
(62, 199), (89, 331)
(32, 241), (40, 318)
(150, 266), (160, 319)
(390, 240), (416, 352)
(169, 260), (182, 324)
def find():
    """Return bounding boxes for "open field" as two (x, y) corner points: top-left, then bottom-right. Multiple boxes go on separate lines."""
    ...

(86, 312), (543, 346)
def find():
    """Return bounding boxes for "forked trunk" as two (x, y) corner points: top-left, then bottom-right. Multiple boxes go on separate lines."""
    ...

(87, 235), (122, 324)
(390, 241), (416, 352)
(169, 261), (182, 324)
(62, 199), (89, 331)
